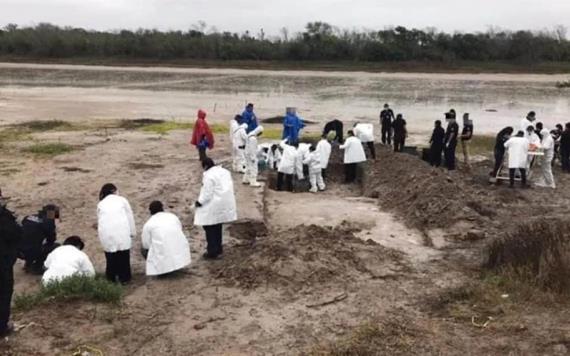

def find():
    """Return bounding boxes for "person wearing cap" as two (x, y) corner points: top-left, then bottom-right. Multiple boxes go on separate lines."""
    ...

(243, 125), (264, 187)
(42, 236), (95, 286)
(141, 201), (191, 276)
(444, 111), (459, 170)
(520, 111), (536, 136)
(380, 103), (395, 146)
(194, 158), (237, 259)
(190, 109), (215, 162)
(0, 190), (23, 337)
(19, 204), (60, 275)
(460, 113), (474, 168)
(241, 103), (258, 134)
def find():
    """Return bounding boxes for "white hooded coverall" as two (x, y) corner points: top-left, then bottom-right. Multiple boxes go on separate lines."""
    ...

(243, 126), (264, 186)
(303, 151), (325, 192)
(536, 129), (556, 188)
(230, 119), (240, 171)
(233, 123), (248, 173)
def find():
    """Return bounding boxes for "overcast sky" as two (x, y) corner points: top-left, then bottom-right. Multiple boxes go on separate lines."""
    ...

(1, 0), (569, 36)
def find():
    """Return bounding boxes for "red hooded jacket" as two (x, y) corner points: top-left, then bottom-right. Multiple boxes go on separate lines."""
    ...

(190, 110), (214, 149)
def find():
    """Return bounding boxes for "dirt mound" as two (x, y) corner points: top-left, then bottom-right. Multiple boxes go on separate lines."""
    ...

(486, 219), (570, 293)
(362, 146), (500, 230)
(211, 223), (402, 290)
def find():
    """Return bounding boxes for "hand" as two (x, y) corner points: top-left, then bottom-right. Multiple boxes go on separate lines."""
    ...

(195, 201), (202, 208)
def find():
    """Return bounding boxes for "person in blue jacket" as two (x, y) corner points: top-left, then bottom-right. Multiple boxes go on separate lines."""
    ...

(241, 103), (258, 133)
(282, 108), (305, 145)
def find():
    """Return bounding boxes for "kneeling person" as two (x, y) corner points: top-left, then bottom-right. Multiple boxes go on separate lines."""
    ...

(42, 236), (95, 286)
(303, 145), (326, 193)
(141, 201), (191, 276)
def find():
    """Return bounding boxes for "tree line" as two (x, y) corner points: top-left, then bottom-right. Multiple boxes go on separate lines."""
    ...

(0, 22), (569, 64)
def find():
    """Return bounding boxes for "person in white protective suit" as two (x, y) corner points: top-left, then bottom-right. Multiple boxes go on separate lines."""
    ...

(243, 125), (264, 187)
(340, 130), (367, 183)
(230, 115), (242, 172)
(353, 123), (376, 159)
(42, 236), (95, 286)
(268, 144), (282, 170)
(141, 201), (191, 276)
(504, 131), (530, 188)
(194, 158), (237, 259)
(526, 125), (541, 169)
(233, 123), (248, 173)
(277, 140), (303, 192)
(303, 145), (326, 193)
(316, 134), (332, 179)
(97, 183), (136, 284)
(535, 129), (556, 189)
(520, 111), (536, 135)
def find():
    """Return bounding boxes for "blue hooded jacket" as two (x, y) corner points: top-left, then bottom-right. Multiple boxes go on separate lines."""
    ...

(242, 108), (258, 133)
(282, 113), (304, 143)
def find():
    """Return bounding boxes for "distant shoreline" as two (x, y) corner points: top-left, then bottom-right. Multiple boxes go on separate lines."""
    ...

(2, 56), (570, 75)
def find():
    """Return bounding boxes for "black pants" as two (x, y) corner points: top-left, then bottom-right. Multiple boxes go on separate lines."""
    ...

(430, 145), (443, 167)
(204, 224), (223, 257)
(381, 126), (392, 145)
(509, 168), (527, 187)
(198, 147), (207, 162)
(492, 148), (505, 176)
(0, 257), (15, 333)
(394, 135), (405, 152)
(321, 168), (327, 180)
(366, 142), (376, 159)
(444, 144), (457, 170)
(105, 250), (131, 284)
(561, 148), (570, 172)
(21, 243), (59, 274)
(277, 172), (294, 192)
(345, 163), (357, 183)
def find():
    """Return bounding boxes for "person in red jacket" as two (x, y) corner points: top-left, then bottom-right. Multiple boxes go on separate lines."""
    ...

(191, 109), (215, 161)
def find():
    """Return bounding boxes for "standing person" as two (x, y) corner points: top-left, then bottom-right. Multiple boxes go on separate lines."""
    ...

(560, 123), (570, 173)
(241, 103), (258, 133)
(0, 191), (22, 337)
(268, 144), (282, 171)
(535, 122), (544, 139)
(194, 158), (237, 259)
(243, 126), (264, 187)
(141, 201), (191, 276)
(520, 111), (536, 135)
(392, 114), (407, 152)
(323, 119), (344, 143)
(552, 124), (563, 165)
(233, 123), (248, 173)
(429, 120), (445, 167)
(504, 131), (530, 188)
(340, 130), (367, 183)
(444, 112), (459, 171)
(42, 236), (95, 286)
(190, 109), (215, 161)
(277, 140), (303, 191)
(354, 123), (376, 160)
(460, 113), (474, 168)
(303, 146), (326, 193)
(316, 134), (332, 179)
(491, 127), (514, 177)
(380, 103), (395, 145)
(282, 108), (305, 145)
(230, 115), (242, 172)
(97, 184), (135, 284)
(535, 129), (556, 189)
(19, 204), (60, 275)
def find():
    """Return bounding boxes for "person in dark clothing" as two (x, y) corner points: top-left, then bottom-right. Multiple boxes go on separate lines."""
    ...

(429, 120), (445, 167)
(322, 119), (344, 143)
(444, 112), (459, 170)
(0, 190), (23, 337)
(19, 204), (60, 275)
(380, 104), (395, 145)
(535, 122), (544, 140)
(392, 114), (407, 152)
(491, 126), (514, 177)
(560, 123), (570, 173)
(553, 124), (563, 165)
(460, 113), (474, 168)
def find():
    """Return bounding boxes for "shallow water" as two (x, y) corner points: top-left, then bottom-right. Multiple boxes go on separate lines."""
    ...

(0, 62), (568, 136)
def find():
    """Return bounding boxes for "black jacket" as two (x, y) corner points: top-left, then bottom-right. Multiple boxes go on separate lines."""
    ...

(0, 207), (23, 262)
(430, 127), (445, 148)
(380, 109), (395, 127)
(561, 130), (570, 151)
(20, 214), (56, 252)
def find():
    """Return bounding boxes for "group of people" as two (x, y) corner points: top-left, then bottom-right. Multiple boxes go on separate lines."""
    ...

(0, 156), (237, 336)
(428, 109), (473, 170)
(379, 103), (408, 152)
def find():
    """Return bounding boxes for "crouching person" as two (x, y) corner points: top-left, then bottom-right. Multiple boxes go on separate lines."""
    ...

(303, 146), (326, 193)
(141, 201), (191, 276)
(42, 236), (95, 286)
(194, 158), (238, 259)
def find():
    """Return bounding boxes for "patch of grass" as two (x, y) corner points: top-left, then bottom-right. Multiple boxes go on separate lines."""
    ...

(14, 275), (123, 312)
(467, 135), (495, 156)
(140, 121), (194, 134)
(22, 142), (75, 156)
(15, 120), (74, 132)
